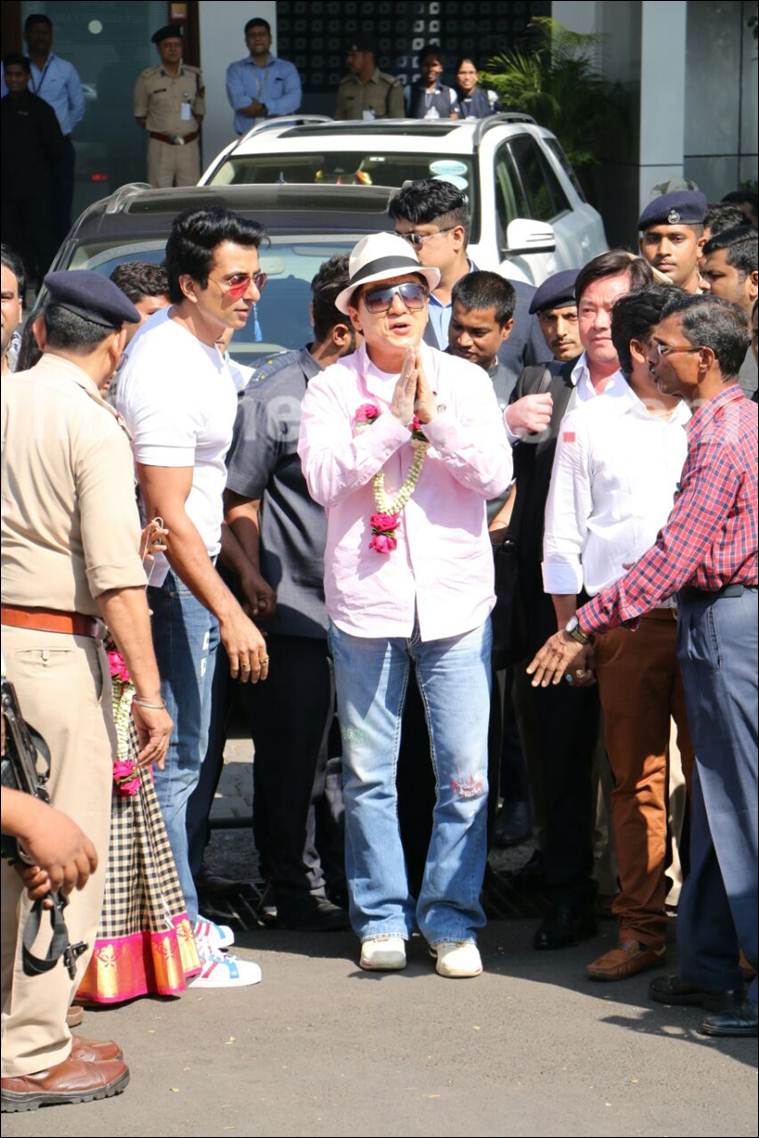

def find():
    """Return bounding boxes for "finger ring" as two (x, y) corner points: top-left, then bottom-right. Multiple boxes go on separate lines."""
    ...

(575, 669), (586, 678)
(564, 673), (574, 685)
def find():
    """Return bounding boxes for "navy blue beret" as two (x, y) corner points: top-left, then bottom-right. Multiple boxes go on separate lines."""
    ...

(151, 24), (183, 45)
(528, 268), (580, 315)
(638, 190), (707, 230)
(44, 270), (141, 328)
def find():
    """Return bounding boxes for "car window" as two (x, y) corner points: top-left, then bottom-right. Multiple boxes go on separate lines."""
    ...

(66, 235), (359, 367)
(545, 138), (587, 202)
(507, 135), (571, 222)
(494, 143), (529, 238)
(210, 152), (475, 194)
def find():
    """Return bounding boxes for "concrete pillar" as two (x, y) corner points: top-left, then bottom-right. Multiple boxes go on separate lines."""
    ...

(638, 1), (687, 206)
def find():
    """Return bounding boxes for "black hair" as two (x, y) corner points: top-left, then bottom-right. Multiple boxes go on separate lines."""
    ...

(43, 304), (113, 351)
(704, 202), (746, 237)
(451, 271), (515, 326)
(164, 209), (264, 304)
(610, 284), (680, 378)
(244, 17), (271, 36)
(660, 292), (750, 378)
(23, 13), (52, 30)
(3, 53), (31, 74)
(575, 249), (654, 305)
(702, 225), (758, 277)
(1, 245), (26, 302)
(722, 189), (759, 212)
(417, 44), (443, 68)
(110, 261), (169, 304)
(455, 57), (479, 72)
(311, 254), (350, 342)
(388, 178), (469, 234)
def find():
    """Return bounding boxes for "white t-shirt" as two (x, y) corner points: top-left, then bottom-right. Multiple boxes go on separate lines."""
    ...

(116, 308), (238, 586)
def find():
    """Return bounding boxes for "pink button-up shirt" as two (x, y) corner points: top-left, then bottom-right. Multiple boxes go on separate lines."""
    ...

(298, 342), (513, 641)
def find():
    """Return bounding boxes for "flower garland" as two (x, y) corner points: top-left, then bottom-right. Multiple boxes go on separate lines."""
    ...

(107, 649), (141, 797)
(353, 403), (429, 554)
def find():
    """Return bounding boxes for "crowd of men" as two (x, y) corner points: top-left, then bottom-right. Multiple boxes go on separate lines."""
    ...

(1, 71), (758, 1111)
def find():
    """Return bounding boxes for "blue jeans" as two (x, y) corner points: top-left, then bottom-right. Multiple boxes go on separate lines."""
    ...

(148, 571), (219, 925)
(328, 619), (492, 945)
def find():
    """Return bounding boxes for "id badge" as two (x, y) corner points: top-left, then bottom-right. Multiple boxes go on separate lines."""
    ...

(180, 99), (192, 122)
(362, 108), (376, 121)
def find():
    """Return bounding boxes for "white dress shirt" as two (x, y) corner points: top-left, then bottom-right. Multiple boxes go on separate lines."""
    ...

(505, 352), (624, 442)
(542, 379), (690, 597)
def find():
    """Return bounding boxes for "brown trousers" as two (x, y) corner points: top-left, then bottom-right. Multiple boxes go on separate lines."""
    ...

(1, 627), (115, 1077)
(594, 610), (694, 947)
(147, 137), (201, 188)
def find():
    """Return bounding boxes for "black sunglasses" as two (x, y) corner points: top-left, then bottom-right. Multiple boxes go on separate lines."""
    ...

(361, 281), (429, 314)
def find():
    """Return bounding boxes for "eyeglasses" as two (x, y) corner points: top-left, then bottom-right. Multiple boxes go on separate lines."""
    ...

(653, 342), (702, 359)
(361, 281), (430, 314)
(399, 226), (456, 248)
(209, 272), (268, 299)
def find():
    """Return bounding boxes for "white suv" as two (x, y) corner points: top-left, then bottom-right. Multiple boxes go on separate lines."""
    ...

(200, 114), (607, 285)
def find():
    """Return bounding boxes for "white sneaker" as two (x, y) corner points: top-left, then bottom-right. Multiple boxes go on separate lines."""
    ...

(194, 915), (235, 952)
(359, 936), (407, 971)
(190, 951), (262, 988)
(433, 941), (482, 978)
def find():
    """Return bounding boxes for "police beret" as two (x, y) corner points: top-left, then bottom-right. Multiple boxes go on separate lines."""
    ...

(151, 24), (183, 45)
(638, 190), (707, 230)
(347, 36), (374, 53)
(44, 271), (141, 328)
(528, 268), (580, 314)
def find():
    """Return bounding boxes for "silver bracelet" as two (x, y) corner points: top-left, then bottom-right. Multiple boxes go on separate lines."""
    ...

(133, 697), (166, 710)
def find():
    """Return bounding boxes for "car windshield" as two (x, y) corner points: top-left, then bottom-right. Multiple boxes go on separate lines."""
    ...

(210, 151), (475, 192)
(67, 235), (360, 366)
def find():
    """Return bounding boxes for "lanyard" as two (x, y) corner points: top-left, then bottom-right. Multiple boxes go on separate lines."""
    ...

(30, 57), (53, 98)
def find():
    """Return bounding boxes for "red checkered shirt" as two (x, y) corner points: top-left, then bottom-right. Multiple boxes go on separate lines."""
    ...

(579, 384), (758, 635)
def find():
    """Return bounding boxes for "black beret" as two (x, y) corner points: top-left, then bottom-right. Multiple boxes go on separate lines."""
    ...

(43, 270), (141, 328)
(638, 190), (707, 230)
(347, 36), (374, 53)
(151, 24), (183, 45)
(529, 268), (580, 315)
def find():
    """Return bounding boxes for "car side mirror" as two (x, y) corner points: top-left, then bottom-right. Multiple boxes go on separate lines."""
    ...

(504, 218), (556, 256)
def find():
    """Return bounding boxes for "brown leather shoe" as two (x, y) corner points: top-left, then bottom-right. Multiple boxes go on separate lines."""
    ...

(70, 1036), (124, 1063)
(65, 1006), (84, 1029)
(1, 1056), (129, 1113)
(587, 940), (666, 981)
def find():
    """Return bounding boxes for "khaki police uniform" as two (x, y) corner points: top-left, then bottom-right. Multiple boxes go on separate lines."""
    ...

(134, 64), (205, 188)
(0, 354), (146, 1078)
(335, 68), (405, 121)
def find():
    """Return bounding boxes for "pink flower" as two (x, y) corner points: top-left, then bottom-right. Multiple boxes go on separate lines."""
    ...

(369, 533), (398, 554)
(411, 415), (423, 433)
(113, 759), (140, 797)
(354, 402), (381, 426)
(370, 512), (401, 533)
(107, 650), (131, 683)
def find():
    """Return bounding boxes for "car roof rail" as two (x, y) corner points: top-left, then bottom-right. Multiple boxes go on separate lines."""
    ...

(103, 182), (152, 214)
(472, 112), (537, 149)
(239, 114), (333, 144)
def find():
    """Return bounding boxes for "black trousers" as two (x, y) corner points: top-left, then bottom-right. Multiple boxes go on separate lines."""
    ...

(521, 588), (600, 904)
(52, 136), (76, 245)
(245, 634), (343, 911)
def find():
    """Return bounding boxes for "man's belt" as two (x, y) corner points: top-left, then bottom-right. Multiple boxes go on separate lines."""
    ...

(1, 606), (103, 639)
(149, 130), (199, 146)
(679, 583), (757, 603)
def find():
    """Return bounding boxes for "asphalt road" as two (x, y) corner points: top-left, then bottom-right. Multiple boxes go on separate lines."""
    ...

(4, 748), (756, 1137)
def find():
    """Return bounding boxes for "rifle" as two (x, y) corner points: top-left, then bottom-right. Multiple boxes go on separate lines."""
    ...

(1, 678), (88, 980)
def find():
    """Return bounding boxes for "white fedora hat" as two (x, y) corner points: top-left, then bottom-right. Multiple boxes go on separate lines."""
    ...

(335, 232), (441, 314)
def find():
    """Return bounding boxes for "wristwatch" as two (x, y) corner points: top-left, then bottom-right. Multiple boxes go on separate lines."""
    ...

(564, 615), (593, 645)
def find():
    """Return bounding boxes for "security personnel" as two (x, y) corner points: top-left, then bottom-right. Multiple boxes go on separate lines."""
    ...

(528, 269), (583, 362)
(134, 25), (205, 188)
(638, 189), (707, 294)
(1, 272), (171, 1111)
(335, 37), (405, 121)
